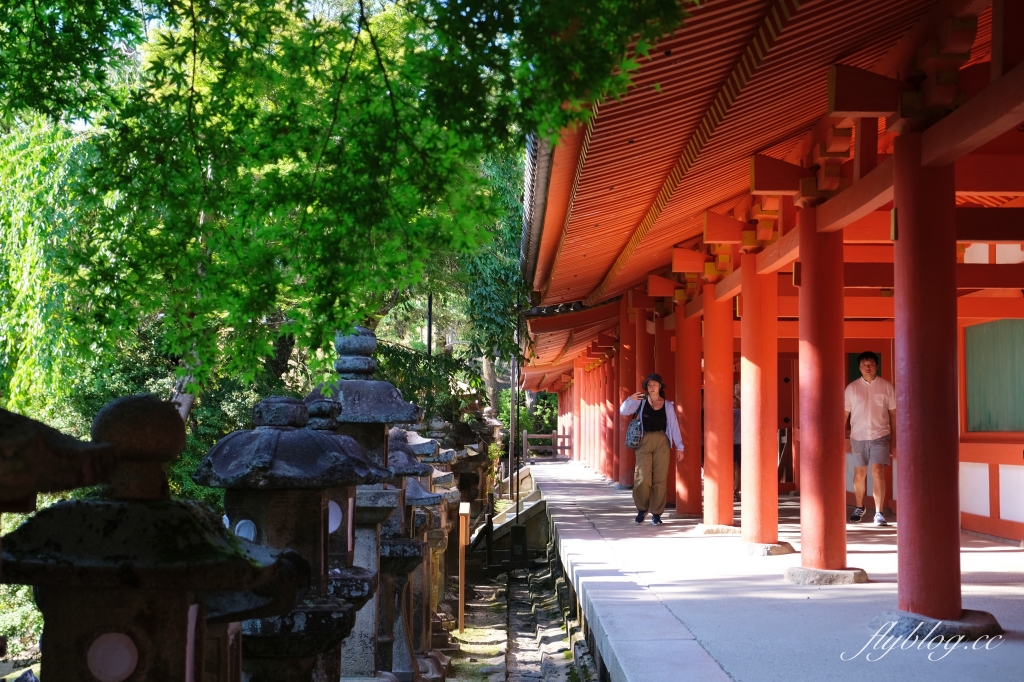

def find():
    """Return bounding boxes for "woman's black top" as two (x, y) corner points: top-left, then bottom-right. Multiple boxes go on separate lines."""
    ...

(641, 401), (667, 433)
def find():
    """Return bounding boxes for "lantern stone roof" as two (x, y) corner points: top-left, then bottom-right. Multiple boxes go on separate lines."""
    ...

(387, 445), (433, 477)
(403, 477), (443, 506)
(305, 327), (423, 425)
(0, 408), (119, 509)
(0, 498), (305, 593)
(193, 397), (391, 489)
(307, 380), (422, 425)
(389, 427), (439, 457)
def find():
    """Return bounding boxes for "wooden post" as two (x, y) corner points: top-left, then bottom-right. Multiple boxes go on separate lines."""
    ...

(522, 429), (529, 464)
(797, 206), (847, 570)
(740, 252), (780, 546)
(676, 305), (703, 515)
(655, 315), (676, 505)
(458, 502), (470, 632)
(572, 357), (584, 461)
(704, 283), (735, 526)
(893, 133), (961, 619)
(618, 298), (637, 486)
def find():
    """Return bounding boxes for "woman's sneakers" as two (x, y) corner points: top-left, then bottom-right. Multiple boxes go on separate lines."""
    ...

(635, 511), (664, 525)
(874, 511), (888, 526)
(850, 506), (865, 522)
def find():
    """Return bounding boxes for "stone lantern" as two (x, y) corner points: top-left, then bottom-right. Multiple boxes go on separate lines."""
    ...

(389, 428), (459, 667)
(194, 395), (388, 681)
(0, 395), (308, 682)
(384, 433), (447, 680)
(304, 327), (423, 682)
(0, 407), (123, 512)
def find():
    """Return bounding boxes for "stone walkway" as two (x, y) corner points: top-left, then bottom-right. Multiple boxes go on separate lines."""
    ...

(506, 565), (575, 682)
(447, 568), (509, 682)
(532, 460), (1024, 682)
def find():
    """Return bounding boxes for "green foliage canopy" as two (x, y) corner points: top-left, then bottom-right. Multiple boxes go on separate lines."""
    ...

(463, 147), (528, 361)
(405, 0), (691, 140)
(375, 340), (484, 420)
(1, 0), (694, 395)
(0, 0), (144, 119)
(71, 1), (493, 390)
(0, 119), (94, 406)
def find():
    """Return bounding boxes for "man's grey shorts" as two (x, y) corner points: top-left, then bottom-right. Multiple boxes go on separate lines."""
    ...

(851, 435), (891, 467)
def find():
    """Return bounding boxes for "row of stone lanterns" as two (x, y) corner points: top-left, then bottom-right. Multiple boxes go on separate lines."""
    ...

(0, 327), (486, 682)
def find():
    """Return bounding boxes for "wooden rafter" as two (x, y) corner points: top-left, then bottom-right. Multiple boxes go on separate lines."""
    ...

(538, 108), (599, 301)
(581, 0), (804, 307)
(551, 330), (575, 366)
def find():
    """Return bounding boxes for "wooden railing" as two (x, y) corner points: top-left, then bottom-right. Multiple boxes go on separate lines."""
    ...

(522, 430), (572, 457)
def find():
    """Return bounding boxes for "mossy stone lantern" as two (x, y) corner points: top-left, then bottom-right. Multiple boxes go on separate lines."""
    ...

(194, 396), (386, 681)
(305, 327), (423, 682)
(0, 395), (308, 682)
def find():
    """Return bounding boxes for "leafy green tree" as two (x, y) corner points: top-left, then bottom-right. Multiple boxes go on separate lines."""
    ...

(71, 1), (493, 391)
(2, 0), (693, 397)
(404, 0), (690, 140)
(375, 340), (484, 421)
(0, 118), (94, 410)
(464, 146), (528, 361)
(0, 0), (144, 119)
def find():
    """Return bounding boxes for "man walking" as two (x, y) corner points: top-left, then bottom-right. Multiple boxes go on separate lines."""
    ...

(844, 351), (896, 525)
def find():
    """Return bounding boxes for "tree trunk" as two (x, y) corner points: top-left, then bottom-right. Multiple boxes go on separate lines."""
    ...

(170, 374), (197, 424)
(482, 355), (500, 410)
(170, 350), (202, 424)
(266, 333), (296, 381)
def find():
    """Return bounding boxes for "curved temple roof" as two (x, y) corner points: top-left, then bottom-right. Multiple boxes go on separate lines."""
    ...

(523, 0), (1011, 382)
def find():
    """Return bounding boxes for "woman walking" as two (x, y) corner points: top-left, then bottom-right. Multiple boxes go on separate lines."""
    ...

(620, 373), (683, 526)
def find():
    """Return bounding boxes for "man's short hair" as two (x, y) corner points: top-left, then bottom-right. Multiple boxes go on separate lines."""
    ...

(857, 351), (879, 366)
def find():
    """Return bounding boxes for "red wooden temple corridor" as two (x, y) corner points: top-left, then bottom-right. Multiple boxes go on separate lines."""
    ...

(519, 0), (1024, 644)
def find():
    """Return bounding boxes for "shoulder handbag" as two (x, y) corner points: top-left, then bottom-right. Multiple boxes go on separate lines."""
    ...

(625, 399), (645, 449)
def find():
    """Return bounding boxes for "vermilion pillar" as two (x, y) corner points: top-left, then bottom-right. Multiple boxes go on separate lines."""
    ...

(703, 283), (734, 526)
(676, 306), (703, 515)
(580, 370), (587, 465)
(893, 133), (961, 620)
(597, 365), (604, 473)
(598, 360), (602, 473)
(655, 316), (674, 398)
(591, 367), (598, 469)
(586, 368), (595, 469)
(612, 353), (621, 482)
(598, 363), (606, 475)
(606, 359), (615, 479)
(740, 253), (779, 545)
(618, 300), (637, 486)
(572, 357), (584, 461)
(636, 312), (654, 388)
(655, 315), (676, 505)
(557, 389), (563, 446)
(797, 207), (846, 570)
(583, 368), (591, 467)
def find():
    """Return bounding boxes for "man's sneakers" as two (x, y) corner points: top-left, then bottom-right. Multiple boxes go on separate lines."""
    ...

(652, 515), (663, 526)
(635, 510), (647, 524)
(850, 506), (889, 525)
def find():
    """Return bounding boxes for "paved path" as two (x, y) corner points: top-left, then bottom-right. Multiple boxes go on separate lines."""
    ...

(532, 460), (1024, 682)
